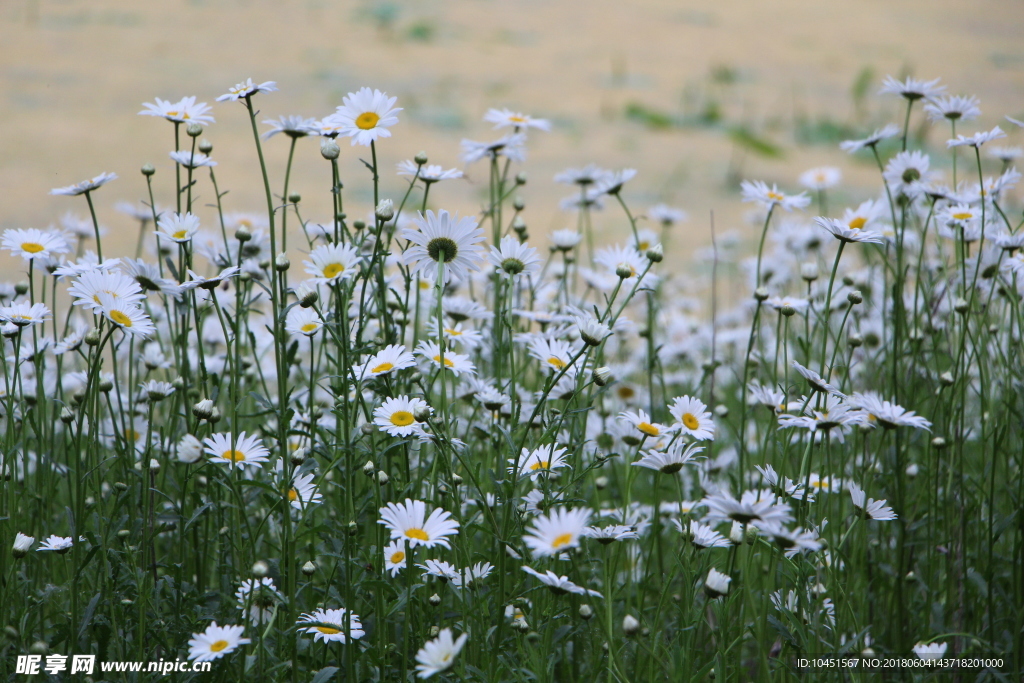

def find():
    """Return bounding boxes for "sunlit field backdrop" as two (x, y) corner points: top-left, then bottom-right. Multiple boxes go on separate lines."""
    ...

(2, 1), (1024, 681)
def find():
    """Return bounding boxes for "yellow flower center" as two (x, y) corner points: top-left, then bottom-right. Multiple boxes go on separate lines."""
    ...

(390, 411), (414, 427)
(301, 323), (319, 333)
(547, 357), (566, 369)
(638, 241), (649, 251)
(210, 640), (229, 652)
(847, 217), (867, 230)
(110, 310), (133, 327)
(682, 413), (700, 430)
(509, 115), (526, 123)
(638, 422), (660, 437)
(21, 242), (45, 253)
(223, 449), (246, 462)
(390, 550), (405, 564)
(432, 355), (455, 368)
(405, 528), (429, 541)
(356, 112), (380, 130)
(371, 362), (394, 374)
(767, 191), (785, 202)
(552, 532), (573, 549)
(166, 111), (180, 118)
(287, 488), (298, 502)
(952, 212), (973, 220)
(617, 386), (636, 399)
(172, 230), (189, 240)
(323, 263), (344, 279)
(445, 328), (462, 336)
(529, 460), (550, 471)
(316, 626), (341, 635)
(125, 428), (140, 442)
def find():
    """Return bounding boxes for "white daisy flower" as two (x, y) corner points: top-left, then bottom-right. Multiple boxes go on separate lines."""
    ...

(594, 244), (651, 282)
(235, 577), (282, 625)
(791, 361), (845, 397)
(668, 396), (716, 440)
(383, 540), (408, 577)
(352, 344), (416, 381)
(583, 525), (639, 544)
(415, 340), (476, 377)
(526, 337), (579, 376)
(284, 307), (323, 338)
(740, 180), (810, 212)
(878, 75), (944, 101)
(633, 442), (704, 474)
(484, 108), (551, 131)
(839, 124), (900, 153)
(378, 499), (460, 549)
(550, 229), (582, 251)
(847, 391), (932, 430)
(947, 125), (1006, 149)
(138, 380), (174, 402)
(262, 115), (318, 139)
(2, 228), (70, 261)
(396, 160), (464, 183)
(618, 409), (672, 439)
(187, 622), (250, 662)
(156, 212), (201, 244)
(509, 445), (570, 479)
(330, 87), (401, 146)
(373, 396), (431, 438)
(97, 293), (155, 339)
(674, 520), (731, 549)
(177, 434), (204, 464)
(704, 568), (732, 598)
(12, 532), (34, 558)
(460, 133), (527, 164)
(216, 78), (277, 102)
(522, 506), (592, 558)
(415, 628), (468, 679)
(297, 608), (364, 643)
(402, 210), (487, 284)
(50, 172), (117, 196)
(882, 150), (931, 199)
(554, 164), (612, 186)
(139, 96), (215, 125)
(286, 472), (322, 510)
(0, 302), (51, 328)
(848, 481), (897, 521)
(169, 150), (217, 168)
(521, 566), (602, 597)
(202, 431), (270, 469)
(799, 167), (842, 190)
(489, 236), (542, 280)
(814, 217), (885, 244)
(69, 270), (145, 311)
(36, 535), (74, 553)
(912, 642), (947, 660)
(923, 95), (980, 123)
(303, 242), (361, 283)
(418, 559), (461, 583)
(647, 203), (688, 227)
(701, 489), (793, 526)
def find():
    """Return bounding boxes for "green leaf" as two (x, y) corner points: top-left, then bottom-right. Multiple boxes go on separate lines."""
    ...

(311, 666), (339, 683)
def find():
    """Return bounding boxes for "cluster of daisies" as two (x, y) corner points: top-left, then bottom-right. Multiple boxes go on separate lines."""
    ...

(4, 71), (1020, 679)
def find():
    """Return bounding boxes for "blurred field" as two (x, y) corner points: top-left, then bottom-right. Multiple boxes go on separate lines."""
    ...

(2, 0), (1024, 263)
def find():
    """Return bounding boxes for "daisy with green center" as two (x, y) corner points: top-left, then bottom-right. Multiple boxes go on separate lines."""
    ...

(97, 293), (156, 338)
(352, 344), (416, 381)
(415, 628), (468, 680)
(489, 235), (542, 280)
(383, 540), (408, 577)
(509, 445), (569, 479)
(378, 498), (460, 549)
(2, 228), (70, 261)
(155, 212), (201, 244)
(297, 608), (364, 643)
(215, 78), (277, 102)
(187, 622), (250, 662)
(50, 172), (117, 196)
(0, 302), (51, 328)
(947, 125), (1005, 149)
(401, 210), (486, 284)
(668, 395), (716, 440)
(202, 431), (269, 469)
(303, 242), (361, 283)
(618, 409), (672, 439)
(373, 395), (432, 438)
(139, 95), (215, 125)
(285, 307), (323, 338)
(415, 340), (476, 377)
(523, 506), (592, 558)
(286, 472), (323, 510)
(330, 87), (401, 146)
(261, 115), (318, 139)
(882, 150), (931, 199)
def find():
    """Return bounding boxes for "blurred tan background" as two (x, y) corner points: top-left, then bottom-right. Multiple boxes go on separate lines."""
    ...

(2, 0), (1024, 265)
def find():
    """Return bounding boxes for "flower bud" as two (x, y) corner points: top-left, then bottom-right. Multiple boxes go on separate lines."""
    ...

(931, 437), (947, 450)
(141, 163), (156, 177)
(99, 378), (114, 393)
(939, 371), (954, 386)
(288, 193), (301, 204)
(646, 244), (664, 262)
(429, 594), (442, 607)
(29, 641), (48, 656)
(296, 284), (319, 309)
(800, 263), (819, 282)
(252, 560), (270, 577)
(847, 290), (863, 305)
(375, 199), (395, 222)
(905, 462), (919, 478)
(275, 253), (290, 272)
(754, 287), (769, 302)
(622, 615), (640, 636)
(953, 297), (969, 314)
(186, 122), (203, 137)
(848, 332), (863, 348)
(377, 470), (390, 486)
(363, 460), (376, 477)
(515, 172), (527, 186)
(595, 475), (609, 490)
(320, 139), (340, 160)
(714, 404), (729, 418)
(198, 139), (213, 154)
(60, 406), (75, 424)
(780, 304), (796, 317)
(704, 568), (732, 598)
(513, 196), (526, 211)
(302, 561), (317, 576)
(12, 533), (33, 558)
(413, 405), (432, 422)
(615, 263), (634, 279)
(192, 399), (214, 420)
(235, 226), (252, 243)
(593, 366), (612, 386)
(414, 151), (429, 165)
(147, 458), (160, 473)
